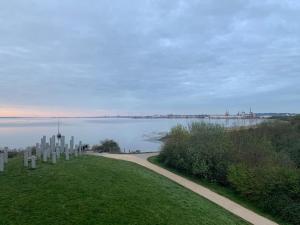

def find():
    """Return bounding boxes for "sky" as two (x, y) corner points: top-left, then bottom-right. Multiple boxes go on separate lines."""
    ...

(0, 0), (300, 116)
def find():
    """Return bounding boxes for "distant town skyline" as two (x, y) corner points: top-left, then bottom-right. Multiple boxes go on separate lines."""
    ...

(0, 108), (295, 118)
(1, 0), (300, 117)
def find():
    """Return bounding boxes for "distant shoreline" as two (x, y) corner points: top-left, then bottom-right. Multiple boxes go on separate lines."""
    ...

(0, 113), (296, 119)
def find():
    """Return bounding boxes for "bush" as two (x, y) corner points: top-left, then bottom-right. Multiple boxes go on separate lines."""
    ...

(228, 165), (300, 224)
(92, 139), (120, 153)
(159, 119), (300, 225)
(281, 203), (300, 225)
(8, 151), (19, 158)
(160, 123), (233, 184)
(159, 125), (190, 170)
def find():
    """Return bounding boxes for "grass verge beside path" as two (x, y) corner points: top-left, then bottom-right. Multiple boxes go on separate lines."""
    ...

(148, 155), (289, 225)
(0, 155), (249, 225)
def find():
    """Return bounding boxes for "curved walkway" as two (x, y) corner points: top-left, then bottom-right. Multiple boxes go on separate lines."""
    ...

(88, 152), (278, 225)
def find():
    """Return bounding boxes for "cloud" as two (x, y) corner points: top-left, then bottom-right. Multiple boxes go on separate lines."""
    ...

(0, 0), (299, 115)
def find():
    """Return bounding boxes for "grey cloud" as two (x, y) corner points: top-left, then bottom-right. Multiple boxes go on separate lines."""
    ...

(0, 0), (300, 114)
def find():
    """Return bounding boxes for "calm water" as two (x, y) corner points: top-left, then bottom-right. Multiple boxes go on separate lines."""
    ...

(0, 118), (262, 152)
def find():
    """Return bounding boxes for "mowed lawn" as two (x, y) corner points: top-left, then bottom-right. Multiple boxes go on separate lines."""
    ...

(0, 155), (249, 225)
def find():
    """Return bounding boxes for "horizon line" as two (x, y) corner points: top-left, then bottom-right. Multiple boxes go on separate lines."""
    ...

(0, 112), (297, 119)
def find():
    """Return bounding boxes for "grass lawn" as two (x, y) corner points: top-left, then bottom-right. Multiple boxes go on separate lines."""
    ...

(0, 155), (249, 225)
(148, 155), (289, 225)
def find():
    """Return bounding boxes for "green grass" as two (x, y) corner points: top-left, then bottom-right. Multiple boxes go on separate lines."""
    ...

(148, 155), (289, 225)
(0, 155), (249, 225)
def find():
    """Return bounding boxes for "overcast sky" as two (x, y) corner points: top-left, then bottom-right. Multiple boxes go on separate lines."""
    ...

(0, 0), (299, 116)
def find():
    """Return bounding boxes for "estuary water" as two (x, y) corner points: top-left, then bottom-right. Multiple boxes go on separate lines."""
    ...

(0, 117), (262, 152)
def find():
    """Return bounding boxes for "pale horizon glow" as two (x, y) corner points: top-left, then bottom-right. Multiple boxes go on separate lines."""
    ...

(0, 106), (113, 117)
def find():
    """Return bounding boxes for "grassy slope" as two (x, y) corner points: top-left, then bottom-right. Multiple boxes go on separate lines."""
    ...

(0, 155), (248, 225)
(148, 156), (288, 225)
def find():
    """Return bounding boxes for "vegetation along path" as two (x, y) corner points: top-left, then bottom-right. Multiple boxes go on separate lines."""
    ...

(89, 152), (278, 225)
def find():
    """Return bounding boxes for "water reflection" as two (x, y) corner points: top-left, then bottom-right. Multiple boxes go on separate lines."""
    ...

(0, 118), (263, 151)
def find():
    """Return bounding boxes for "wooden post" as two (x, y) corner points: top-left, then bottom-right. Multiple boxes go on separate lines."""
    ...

(36, 143), (41, 159)
(42, 148), (47, 162)
(0, 152), (4, 172)
(31, 156), (36, 169)
(65, 144), (69, 160)
(79, 141), (82, 155)
(70, 136), (74, 154)
(52, 150), (56, 164)
(74, 144), (78, 157)
(60, 136), (65, 153)
(24, 150), (29, 167)
(4, 147), (8, 163)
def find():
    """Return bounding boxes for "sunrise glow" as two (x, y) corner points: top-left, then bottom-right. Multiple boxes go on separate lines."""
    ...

(0, 106), (111, 117)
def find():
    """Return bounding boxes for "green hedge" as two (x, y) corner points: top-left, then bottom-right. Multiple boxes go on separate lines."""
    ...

(159, 120), (300, 225)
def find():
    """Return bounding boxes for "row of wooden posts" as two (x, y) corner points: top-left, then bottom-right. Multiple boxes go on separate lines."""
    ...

(24, 135), (85, 169)
(0, 147), (8, 172)
(0, 135), (85, 172)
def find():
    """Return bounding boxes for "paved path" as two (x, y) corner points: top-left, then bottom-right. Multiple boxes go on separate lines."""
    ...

(88, 152), (278, 225)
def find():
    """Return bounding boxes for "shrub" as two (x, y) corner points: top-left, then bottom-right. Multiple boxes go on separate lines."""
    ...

(8, 151), (19, 158)
(159, 118), (300, 225)
(159, 125), (190, 170)
(228, 164), (300, 224)
(160, 123), (232, 184)
(92, 139), (121, 153)
(281, 203), (300, 225)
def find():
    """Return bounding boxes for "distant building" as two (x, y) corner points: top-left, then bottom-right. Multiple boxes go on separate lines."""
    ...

(233, 108), (257, 119)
